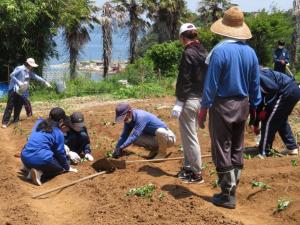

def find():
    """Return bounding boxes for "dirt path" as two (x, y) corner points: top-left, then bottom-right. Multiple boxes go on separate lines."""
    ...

(0, 96), (299, 225)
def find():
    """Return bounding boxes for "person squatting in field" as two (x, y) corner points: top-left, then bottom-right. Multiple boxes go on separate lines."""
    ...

(64, 111), (94, 164)
(21, 107), (78, 186)
(249, 68), (300, 158)
(1, 58), (51, 128)
(112, 102), (176, 159)
(198, 7), (261, 209)
(172, 23), (208, 184)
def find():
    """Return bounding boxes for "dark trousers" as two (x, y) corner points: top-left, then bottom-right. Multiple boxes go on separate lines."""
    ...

(23, 97), (32, 117)
(2, 90), (24, 125)
(259, 84), (300, 155)
(65, 129), (91, 155)
(209, 97), (249, 172)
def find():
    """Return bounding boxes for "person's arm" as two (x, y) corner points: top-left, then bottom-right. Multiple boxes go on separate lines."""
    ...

(248, 60), (262, 108)
(119, 119), (148, 149)
(200, 51), (222, 108)
(53, 129), (70, 171)
(30, 72), (51, 86)
(115, 124), (133, 149)
(10, 67), (23, 86)
(81, 128), (91, 154)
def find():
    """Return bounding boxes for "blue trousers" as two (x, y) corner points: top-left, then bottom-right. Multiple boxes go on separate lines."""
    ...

(259, 83), (300, 155)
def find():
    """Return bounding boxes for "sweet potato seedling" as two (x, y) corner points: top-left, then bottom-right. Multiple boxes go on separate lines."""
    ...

(291, 159), (297, 167)
(105, 151), (113, 158)
(126, 184), (156, 198)
(251, 181), (271, 190)
(277, 198), (291, 212)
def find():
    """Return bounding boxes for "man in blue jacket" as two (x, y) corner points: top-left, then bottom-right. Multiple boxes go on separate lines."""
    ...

(273, 40), (289, 73)
(112, 102), (176, 159)
(198, 7), (261, 209)
(253, 68), (300, 157)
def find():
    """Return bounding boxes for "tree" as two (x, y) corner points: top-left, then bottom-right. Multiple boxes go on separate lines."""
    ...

(100, 2), (126, 77)
(60, 0), (99, 79)
(144, 0), (187, 43)
(198, 0), (232, 26)
(113, 0), (148, 63)
(290, 0), (300, 67)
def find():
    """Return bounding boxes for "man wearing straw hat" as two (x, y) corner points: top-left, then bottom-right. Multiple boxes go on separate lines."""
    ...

(198, 7), (261, 209)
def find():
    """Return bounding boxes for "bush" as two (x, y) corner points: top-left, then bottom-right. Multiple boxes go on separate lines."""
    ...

(145, 41), (183, 77)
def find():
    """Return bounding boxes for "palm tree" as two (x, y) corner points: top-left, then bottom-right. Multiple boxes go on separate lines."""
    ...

(100, 2), (126, 77)
(198, 0), (232, 26)
(113, 0), (149, 63)
(61, 0), (99, 79)
(144, 0), (187, 43)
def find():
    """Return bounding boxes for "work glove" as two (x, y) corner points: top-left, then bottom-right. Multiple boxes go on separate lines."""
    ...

(45, 81), (52, 88)
(112, 148), (122, 159)
(84, 153), (94, 161)
(69, 151), (81, 164)
(248, 108), (256, 126)
(64, 144), (70, 155)
(171, 100), (184, 118)
(68, 166), (78, 173)
(198, 108), (208, 129)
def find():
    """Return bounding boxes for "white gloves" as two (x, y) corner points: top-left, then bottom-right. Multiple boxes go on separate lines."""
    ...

(64, 144), (70, 155)
(85, 153), (94, 161)
(68, 166), (78, 173)
(171, 100), (184, 118)
(45, 81), (52, 88)
(69, 151), (81, 164)
(16, 81), (29, 95)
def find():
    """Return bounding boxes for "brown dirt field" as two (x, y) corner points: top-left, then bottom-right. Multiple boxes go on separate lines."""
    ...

(0, 96), (299, 225)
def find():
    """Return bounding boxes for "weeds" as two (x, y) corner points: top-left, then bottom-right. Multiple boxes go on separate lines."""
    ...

(251, 180), (271, 190)
(126, 184), (156, 198)
(291, 159), (298, 167)
(277, 198), (291, 212)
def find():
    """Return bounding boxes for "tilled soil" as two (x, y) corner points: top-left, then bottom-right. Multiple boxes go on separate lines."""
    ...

(0, 96), (299, 225)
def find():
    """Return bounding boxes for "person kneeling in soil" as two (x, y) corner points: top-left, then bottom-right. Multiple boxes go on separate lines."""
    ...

(112, 102), (176, 159)
(21, 107), (78, 186)
(64, 112), (94, 164)
(249, 68), (300, 158)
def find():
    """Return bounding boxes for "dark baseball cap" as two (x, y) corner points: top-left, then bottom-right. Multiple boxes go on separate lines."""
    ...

(115, 102), (131, 122)
(49, 107), (73, 128)
(71, 112), (85, 128)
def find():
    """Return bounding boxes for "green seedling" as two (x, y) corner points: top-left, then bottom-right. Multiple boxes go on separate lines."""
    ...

(158, 192), (165, 201)
(209, 169), (216, 176)
(243, 154), (253, 160)
(251, 180), (271, 190)
(202, 163), (208, 170)
(211, 178), (219, 188)
(178, 145), (183, 152)
(127, 184), (156, 198)
(269, 148), (279, 157)
(105, 151), (113, 158)
(291, 159), (298, 167)
(277, 198), (291, 212)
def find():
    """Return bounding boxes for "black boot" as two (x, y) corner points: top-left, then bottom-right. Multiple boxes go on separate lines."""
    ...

(212, 169), (236, 209)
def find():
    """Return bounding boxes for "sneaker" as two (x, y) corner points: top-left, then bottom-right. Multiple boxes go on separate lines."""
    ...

(280, 148), (298, 156)
(182, 172), (204, 184)
(1, 124), (7, 129)
(30, 168), (43, 186)
(177, 168), (191, 179)
(255, 154), (265, 159)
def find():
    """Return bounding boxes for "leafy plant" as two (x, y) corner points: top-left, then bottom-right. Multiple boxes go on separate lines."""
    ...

(211, 178), (219, 188)
(251, 180), (271, 190)
(126, 184), (156, 198)
(243, 154), (253, 160)
(105, 151), (113, 158)
(277, 198), (291, 212)
(291, 159), (298, 167)
(158, 192), (165, 201)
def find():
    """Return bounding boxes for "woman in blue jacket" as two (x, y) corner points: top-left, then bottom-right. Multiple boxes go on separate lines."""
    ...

(21, 107), (78, 186)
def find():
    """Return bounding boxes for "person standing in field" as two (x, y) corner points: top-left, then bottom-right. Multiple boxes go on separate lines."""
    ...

(273, 40), (289, 73)
(1, 58), (51, 128)
(198, 7), (261, 209)
(172, 23), (208, 184)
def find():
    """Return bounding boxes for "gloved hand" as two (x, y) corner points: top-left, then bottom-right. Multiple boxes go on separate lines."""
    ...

(248, 108), (256, 126)
(69, 151), (81, 164)
(171, 100), (184, 118)
(85, 153), (94, 161)
(258, 110), (267, 121)
(45, 81), (52, 88)
(68, 166), (78, 173)
(198, 108), (208, 129)
(253, 126), (260, 135)
(64, 144), (70, 155)
(112, 148), (122, 159)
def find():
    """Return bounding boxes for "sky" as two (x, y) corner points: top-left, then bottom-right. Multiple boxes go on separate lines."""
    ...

(96, 0), (294, 12)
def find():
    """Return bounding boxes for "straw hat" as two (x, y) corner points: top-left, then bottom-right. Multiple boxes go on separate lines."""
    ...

(26, 58), (38, 67)
(210, 6), (252, 40)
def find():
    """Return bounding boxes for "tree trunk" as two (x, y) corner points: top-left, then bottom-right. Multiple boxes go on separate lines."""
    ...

(70, 47), (78, 80)
(102, 24), (112, 78)
(129, 3), (138, 64)
(291, 0), (300, 66)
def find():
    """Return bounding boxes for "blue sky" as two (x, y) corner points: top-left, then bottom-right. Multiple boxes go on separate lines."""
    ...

(96, 0), (293, 12)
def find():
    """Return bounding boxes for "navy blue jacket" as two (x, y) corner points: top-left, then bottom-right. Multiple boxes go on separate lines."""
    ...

(273, 48), (289, 73)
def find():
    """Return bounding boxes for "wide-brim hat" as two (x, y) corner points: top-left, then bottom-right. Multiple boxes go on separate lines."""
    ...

(210, 6), (252, 40)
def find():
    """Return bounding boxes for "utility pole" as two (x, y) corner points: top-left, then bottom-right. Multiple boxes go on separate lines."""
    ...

(290, 0), (300, 66)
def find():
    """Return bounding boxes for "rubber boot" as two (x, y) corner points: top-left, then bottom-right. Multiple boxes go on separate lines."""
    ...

(212, 169), (236, 209)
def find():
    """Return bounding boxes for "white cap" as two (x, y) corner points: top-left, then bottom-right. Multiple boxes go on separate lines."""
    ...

(26, 58), (38, 67)
(179, 23), (197, 36)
